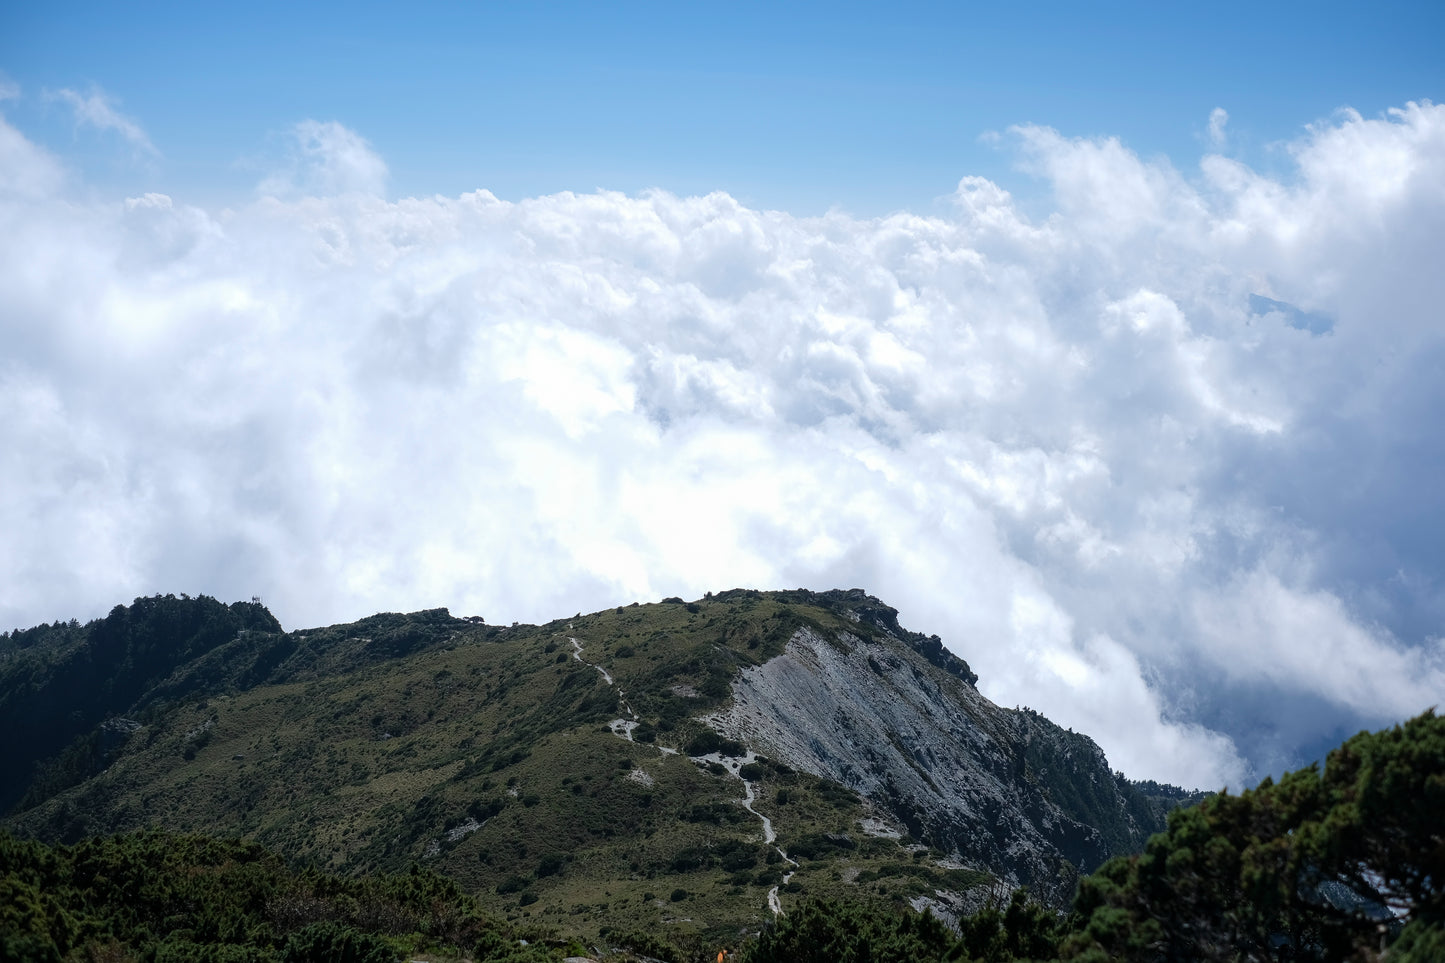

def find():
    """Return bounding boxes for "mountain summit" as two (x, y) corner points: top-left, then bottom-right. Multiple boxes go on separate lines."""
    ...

(1, 588), (1198, 941)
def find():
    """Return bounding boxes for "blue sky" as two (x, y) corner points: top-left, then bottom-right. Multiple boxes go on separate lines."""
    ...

(3, 2), (1445, 788)
(4, 1), (1441, 212)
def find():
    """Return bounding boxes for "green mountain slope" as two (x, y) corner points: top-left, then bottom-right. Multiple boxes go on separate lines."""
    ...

(0, 594), (281, 813)
(6, 711), (1441, 963)
(1, 589), (1197, 944)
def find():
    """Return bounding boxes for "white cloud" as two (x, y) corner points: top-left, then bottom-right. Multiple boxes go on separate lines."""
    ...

(3, 105), (1444, 789)
(0, 114), (65, 199)
(47, 87), (158, 156)
(1207, 107), (1229, 150)
(1193, 569), (1445, 718)
(257, 120), (388, 198)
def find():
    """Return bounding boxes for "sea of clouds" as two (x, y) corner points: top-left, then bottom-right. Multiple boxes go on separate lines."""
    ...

(3, 99), (1443, 788)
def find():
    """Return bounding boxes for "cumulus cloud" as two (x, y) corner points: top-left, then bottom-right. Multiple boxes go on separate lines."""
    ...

(256, 119), (388, 198)
(1207, 107), (1229, 149)
(0, 114), (65, 199)
(46, 86), (157, 156)
(1193, 570), (1445, 718)
(3, 105), (1444, 789)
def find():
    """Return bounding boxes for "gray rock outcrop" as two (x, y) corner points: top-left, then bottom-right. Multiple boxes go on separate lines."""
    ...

(707, 619), (1165, 905)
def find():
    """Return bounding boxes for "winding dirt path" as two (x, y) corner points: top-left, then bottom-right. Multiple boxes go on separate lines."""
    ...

(568, 635), (795, 916)
(766, 868), (797, 916)
(694, 751), (798, 916)
(570, 636), (639, 723)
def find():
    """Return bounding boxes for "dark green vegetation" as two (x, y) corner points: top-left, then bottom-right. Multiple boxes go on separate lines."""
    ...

(1060, 709), (1445, 961)
(741, 889), (1062, 963)
(0, 830), (577, 962)
(4, 591), (1437, 960)
(1, 591), (1008, 945)
(0, 589), (1185, 943)
(0, 595), (281, 813)
(4, 711), (1440, 961)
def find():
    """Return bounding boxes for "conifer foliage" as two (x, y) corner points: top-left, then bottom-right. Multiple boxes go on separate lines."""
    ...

(0, 831), (538, 963)
(1062, 710), (1445, 961)
(0, 700), (1439, 961)
(741, 897), (960, 963)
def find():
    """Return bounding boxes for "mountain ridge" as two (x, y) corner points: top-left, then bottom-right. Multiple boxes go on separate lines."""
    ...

(0, 588), (1202, 940)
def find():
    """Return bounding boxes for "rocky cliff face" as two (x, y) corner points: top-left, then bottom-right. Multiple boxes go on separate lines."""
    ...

(705, 594), (1169, 905)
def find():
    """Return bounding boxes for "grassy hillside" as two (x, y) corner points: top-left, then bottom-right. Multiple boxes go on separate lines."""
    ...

(4, 593), (989, 944)
(6, 710), (1441, 963)
(10, 591), (1430, 961)
(2, 588), (1203, 945)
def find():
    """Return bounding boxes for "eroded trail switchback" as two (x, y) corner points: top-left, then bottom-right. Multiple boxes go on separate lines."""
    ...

(691, 750), (798, 916)
(569, 634), (796, 917)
